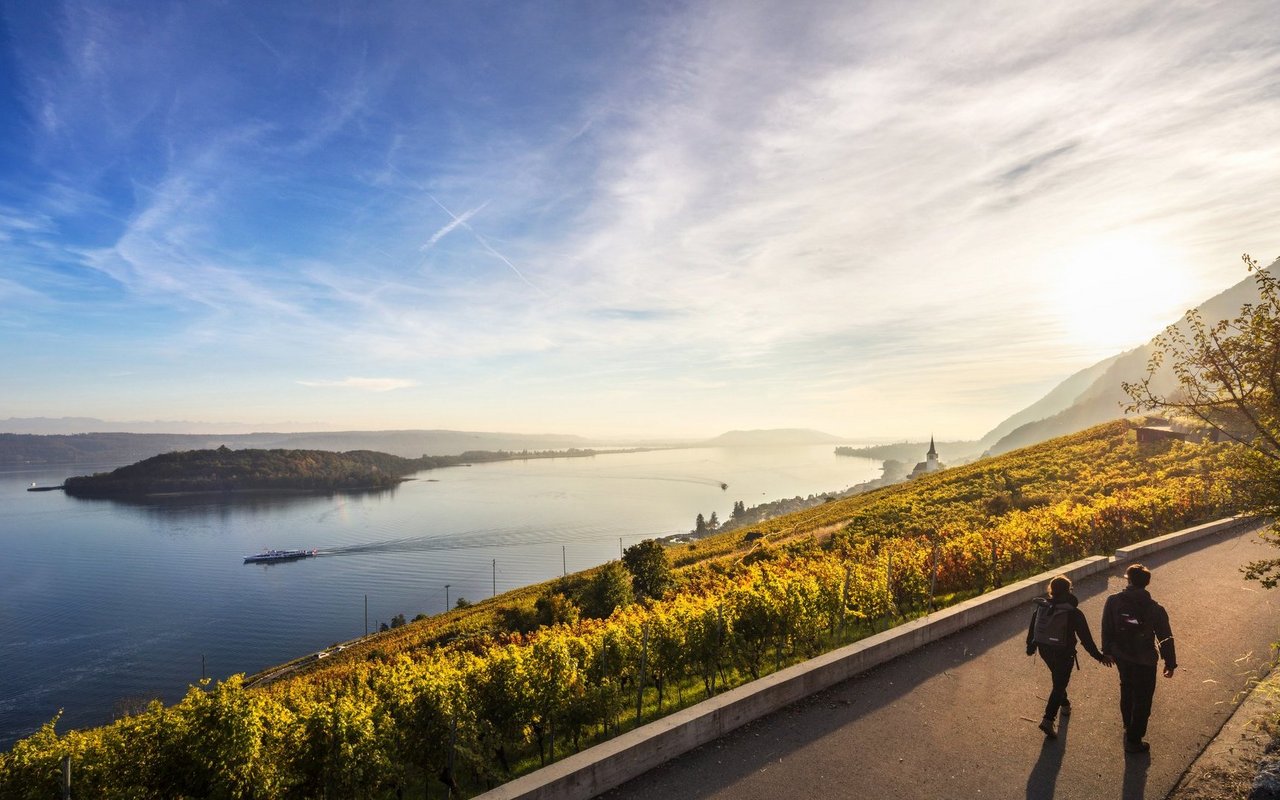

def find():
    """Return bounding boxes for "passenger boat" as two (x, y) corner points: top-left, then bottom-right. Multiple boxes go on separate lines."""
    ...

(243, 548), (317, 564)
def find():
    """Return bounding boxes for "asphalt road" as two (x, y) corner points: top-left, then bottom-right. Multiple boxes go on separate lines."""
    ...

(601, 521), (1280, 800)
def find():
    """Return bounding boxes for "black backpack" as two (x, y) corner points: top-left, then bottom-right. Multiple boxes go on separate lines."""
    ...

(1111, 595), (1154, 654)
(1032, 599), (1073, 647)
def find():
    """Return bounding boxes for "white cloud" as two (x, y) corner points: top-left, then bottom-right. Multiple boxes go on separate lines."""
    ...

(297, 377), (419, 392)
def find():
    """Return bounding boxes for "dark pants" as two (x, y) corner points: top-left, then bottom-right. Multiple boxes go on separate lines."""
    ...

(1117, 658), (1158, 742)
(1038, 646), (1075, 719)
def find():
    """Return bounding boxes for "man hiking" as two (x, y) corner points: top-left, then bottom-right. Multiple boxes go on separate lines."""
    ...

(1102, 563), (1176, 754)
(1026, 574), (1112, 738)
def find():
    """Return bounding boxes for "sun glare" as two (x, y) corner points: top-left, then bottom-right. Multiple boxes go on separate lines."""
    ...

(1050, 233), (1192, 354)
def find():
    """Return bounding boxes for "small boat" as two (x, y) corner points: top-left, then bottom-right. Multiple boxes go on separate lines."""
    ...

(243, 548), (317, 564)
(27, 483), (64, 492)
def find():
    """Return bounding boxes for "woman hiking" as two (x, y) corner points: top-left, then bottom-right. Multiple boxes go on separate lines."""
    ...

(1026, 575), (1113, 738)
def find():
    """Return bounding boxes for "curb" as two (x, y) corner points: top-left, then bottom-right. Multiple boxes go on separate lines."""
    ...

(477, 515), (1250, 800)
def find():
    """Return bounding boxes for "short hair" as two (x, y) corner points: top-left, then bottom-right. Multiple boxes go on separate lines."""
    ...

(1048, 575), (1072, 597)
(1125, 563), (1151, 588)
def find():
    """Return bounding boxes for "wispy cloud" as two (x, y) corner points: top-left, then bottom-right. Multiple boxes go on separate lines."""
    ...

(297, 377), (419, 392)
(3, 1), (1279, 436)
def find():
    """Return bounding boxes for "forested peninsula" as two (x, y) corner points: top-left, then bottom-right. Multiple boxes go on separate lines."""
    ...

(61, 446), (608, 497)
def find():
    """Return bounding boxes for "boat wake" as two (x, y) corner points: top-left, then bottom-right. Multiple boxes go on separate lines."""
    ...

(318, 526), (665, 557)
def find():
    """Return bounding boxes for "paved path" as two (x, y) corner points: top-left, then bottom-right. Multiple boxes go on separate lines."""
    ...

(602, 522), (1280, 800)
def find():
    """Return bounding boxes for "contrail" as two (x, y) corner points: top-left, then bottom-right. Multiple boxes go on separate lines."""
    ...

(426, 194), (547, 297)
(421, 201), (488, 251)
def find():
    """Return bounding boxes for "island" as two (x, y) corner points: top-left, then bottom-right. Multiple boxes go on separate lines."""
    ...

(61, 445), (619, 497)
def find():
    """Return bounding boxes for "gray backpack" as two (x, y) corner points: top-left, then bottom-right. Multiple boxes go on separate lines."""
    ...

(1032, 599), (1073, 646)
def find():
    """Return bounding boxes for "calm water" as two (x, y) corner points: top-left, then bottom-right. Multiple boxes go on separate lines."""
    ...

(0, 446), (880, 747)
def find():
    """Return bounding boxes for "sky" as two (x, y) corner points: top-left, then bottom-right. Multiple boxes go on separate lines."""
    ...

(1, 1), (1277, 441)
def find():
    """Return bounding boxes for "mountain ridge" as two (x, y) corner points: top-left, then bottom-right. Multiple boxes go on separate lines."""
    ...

(981, 260), (1277, 455)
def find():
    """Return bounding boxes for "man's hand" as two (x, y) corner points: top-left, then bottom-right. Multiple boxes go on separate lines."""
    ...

(1026, 645), (1036, 656)
(1163, 665), (1176, 678)
(1100, 655), (1115, 668)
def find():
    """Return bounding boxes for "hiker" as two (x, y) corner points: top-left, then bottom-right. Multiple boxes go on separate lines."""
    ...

(1101, 563), (1176, 754)
(1026, 574), (1112, 738)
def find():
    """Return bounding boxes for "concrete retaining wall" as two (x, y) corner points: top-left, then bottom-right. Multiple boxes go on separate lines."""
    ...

(1114, 515), (1248, 561)
(478, 514), (1252, 800)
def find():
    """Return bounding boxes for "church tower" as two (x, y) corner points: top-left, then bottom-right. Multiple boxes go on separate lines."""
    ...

(909, 436), (943, 478)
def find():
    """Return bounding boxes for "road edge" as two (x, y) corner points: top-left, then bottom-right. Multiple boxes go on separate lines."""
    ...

(1166, 665), (1279, 799)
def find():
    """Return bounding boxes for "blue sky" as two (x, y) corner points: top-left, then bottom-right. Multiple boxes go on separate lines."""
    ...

(1, 1), (1277, 440)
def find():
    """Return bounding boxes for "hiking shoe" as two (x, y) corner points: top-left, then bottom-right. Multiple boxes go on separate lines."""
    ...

(1124, 739), (1150, 754)
(1039, 718), (1057, 738)
(1059, 701), (1071, 716)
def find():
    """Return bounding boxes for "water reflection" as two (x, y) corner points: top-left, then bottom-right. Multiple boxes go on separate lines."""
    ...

(65, 484), (401, 517)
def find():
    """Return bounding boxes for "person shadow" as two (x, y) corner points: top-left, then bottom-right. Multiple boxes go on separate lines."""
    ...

(1025, 715), (1069, 800)
(1122, 750), (1150, 799)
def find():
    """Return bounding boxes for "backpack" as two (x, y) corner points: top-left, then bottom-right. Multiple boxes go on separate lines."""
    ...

(1111, 595), (1154, 655)
(1032, 599), (1073, 647)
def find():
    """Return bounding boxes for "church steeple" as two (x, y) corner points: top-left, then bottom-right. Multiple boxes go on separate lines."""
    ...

(909, 435), (943, 479)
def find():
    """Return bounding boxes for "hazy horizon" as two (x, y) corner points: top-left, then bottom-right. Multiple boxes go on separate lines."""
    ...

(2, 2), (1278, 440)
(0, 414), (932, 444)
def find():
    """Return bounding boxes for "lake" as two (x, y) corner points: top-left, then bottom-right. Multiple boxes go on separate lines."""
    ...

(0, 445), (882, 748)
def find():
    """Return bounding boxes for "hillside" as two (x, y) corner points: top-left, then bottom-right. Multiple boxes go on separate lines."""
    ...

(980, 260), (1278, 455)
(0, 418), (1243, 797)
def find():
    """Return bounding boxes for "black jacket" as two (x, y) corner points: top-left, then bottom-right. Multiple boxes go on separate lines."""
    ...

(1025, 592), (1105, 661)
(1102, 586), (1176, 668)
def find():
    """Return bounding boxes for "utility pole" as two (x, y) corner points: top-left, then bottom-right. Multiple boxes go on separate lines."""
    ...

(445, 584), (451, 612)
(492, 559), (497, 597)
(562, 545), (567, 576)
(364, 594), (368, 637)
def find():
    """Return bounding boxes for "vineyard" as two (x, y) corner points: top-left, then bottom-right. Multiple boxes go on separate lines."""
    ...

(0, 419), (1246, 798)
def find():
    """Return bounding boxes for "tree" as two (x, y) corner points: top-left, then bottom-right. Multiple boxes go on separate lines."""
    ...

(581, 562), (634, 619)
(535, 592), (580, 627)
(708, 511), (719, 531)
(622, 539), (674, 601)
(1124, 253), (1280, 582)
(695, 513), (707, 535)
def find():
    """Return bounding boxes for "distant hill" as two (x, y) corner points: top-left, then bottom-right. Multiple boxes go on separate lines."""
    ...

(0, 429), (599, 467)
(0, 417), (316, 435)
(980, 260), (1277, 455)
(977, 355), (1124, 448)
(262, 430), (596, 458)
(701, 429), (850, 446)
(835, 440), (981, 463)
